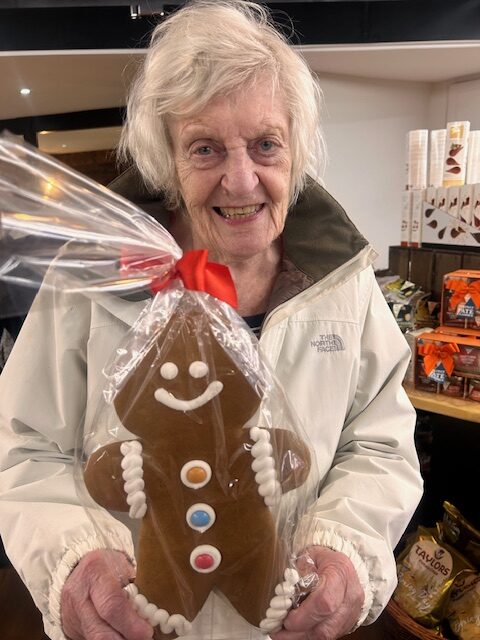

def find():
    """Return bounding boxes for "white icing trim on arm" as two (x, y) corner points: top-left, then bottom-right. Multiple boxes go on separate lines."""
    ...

(120, 441), (147, 519)
(249, 427), (281, 507)
(259, 568), (299, 633)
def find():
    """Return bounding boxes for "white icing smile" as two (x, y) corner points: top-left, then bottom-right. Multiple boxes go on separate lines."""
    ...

(154, 381), (223, 411)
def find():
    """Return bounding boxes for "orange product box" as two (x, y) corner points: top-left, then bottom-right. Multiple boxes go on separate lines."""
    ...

(415, 331), (480, 395)
(435, 326), (480, 374)
(441, 269), (480, 329)
(437, 325), (480, 338)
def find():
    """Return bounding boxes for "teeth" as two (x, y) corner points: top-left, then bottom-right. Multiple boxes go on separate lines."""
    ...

(218, 205), (261, 219)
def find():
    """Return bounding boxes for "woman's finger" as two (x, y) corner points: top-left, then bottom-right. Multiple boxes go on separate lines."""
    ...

(90, 574), (153, 640)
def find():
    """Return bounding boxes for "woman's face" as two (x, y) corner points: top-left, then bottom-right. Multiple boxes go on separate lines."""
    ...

(168, 83), (292, 264)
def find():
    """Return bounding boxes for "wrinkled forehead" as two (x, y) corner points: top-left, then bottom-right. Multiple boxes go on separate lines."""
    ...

(167, 73), (287, 130)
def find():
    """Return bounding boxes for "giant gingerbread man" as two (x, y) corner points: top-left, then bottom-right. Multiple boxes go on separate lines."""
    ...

(84, 304), (311, 639)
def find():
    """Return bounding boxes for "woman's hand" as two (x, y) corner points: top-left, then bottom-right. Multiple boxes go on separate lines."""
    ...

(61, 549), (153, 640)
(272, 547), (365, 640)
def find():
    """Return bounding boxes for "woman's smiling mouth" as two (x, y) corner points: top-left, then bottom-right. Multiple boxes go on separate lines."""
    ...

(213, 203), (264, 220)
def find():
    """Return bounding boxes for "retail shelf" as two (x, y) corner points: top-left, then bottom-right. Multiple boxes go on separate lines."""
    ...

(405, 385), (480, 423)
(4, 39), (480, 122)
(300, 40), (480, 83)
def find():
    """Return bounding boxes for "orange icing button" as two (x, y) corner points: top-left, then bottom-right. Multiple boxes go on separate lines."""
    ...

(186, 467), (208, 484)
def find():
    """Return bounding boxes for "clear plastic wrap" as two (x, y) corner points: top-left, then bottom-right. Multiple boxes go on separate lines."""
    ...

(0, 135), (319, 638)
(0, 132), (180, 314)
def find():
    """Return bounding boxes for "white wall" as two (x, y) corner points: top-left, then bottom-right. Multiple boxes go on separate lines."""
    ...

(313, 73), (431, 268)
(427, 82), (449, 130)
(446, 77), (480, 128)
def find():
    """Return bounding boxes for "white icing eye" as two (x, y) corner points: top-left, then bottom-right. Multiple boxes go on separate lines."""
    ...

(189, 361), (208, 379)
(160, 362), (178, 380)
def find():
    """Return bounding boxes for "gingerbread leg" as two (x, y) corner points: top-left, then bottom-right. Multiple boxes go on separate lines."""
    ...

(133, 526), (213, 638)
(217, 536), (288, 630)
(126, 582), (191, 639)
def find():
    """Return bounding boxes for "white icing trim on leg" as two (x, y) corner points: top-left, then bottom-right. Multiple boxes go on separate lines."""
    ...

(259, 568), (299, 634)
(125, 583), (192, 636)
(120, 441), (147, 519)
(249, 427), (281, 507)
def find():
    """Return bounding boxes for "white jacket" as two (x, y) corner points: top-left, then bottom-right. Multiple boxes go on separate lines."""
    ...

(0, 177), (423, 639)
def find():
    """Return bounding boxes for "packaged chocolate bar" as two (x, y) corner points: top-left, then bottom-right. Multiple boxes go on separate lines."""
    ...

(394, 527), (474, 628)
(377, 275), (429, 332)
(415, 359), (464, 396)
(445, 571), (480, 640)
(443, 122), (471, 188)
(467, 379), (480, 402)
(404, 327), (434, 386)
(441, 502), (480, 569)
(415, 362), (441, 393)
(416, 333), (461, 390)
(440, 375), (464, 398)
(442, 270), (480, 329)
(436, 327), (480, 376)
(416, 331), (480, 393)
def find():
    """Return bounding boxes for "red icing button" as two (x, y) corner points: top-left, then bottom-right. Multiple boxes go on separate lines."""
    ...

(194, 554), (214, 570)
(190, 544), (221, 573)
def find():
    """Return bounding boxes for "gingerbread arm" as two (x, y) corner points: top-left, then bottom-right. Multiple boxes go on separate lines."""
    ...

(83, 440), (146, 517)
(268, 428), (311, 493)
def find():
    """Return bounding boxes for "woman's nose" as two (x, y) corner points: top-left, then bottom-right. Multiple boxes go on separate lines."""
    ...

(220, 148), (259, 196)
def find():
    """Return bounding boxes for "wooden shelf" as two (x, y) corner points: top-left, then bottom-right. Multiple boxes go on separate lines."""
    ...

(405, 385), (480, 423)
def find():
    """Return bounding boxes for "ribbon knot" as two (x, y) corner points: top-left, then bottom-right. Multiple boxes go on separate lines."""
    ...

(418, 342), (460, 377)
(446, 278), (480, 311)
(120, 248), (237, 309)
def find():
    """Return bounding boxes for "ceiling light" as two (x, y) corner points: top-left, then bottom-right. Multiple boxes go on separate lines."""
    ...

(19, 88), (31, 95)
(61, 144), (67, 148)
(130, 3), (165, 19)
(39, 131), (49, 135)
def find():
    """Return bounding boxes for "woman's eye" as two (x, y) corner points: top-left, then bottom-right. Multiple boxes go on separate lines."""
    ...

(189, 143), (222, 168)
(194, 145), (213, 156)
(258, 140), (276, 152)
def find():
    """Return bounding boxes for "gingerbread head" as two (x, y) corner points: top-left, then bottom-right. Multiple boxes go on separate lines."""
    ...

(114, 308), (260, 439)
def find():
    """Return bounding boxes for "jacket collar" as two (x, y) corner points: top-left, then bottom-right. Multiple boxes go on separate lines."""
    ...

(108, 167), (370, 285)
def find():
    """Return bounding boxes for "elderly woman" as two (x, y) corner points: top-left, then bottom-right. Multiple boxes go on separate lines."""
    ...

(0, 2), (422, 640)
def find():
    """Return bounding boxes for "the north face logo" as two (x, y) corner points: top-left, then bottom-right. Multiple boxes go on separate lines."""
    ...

(310, 334), (345, 353)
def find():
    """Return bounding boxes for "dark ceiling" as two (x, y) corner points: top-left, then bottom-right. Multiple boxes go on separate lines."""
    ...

(0, 1), (479, 51)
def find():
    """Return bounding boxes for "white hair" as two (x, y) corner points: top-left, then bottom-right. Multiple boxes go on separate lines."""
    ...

(119, 0), (326, 208)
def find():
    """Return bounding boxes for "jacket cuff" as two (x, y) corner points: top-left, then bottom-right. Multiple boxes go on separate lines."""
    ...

(295, 528), (374, 631)
(47, 529), (135, 636)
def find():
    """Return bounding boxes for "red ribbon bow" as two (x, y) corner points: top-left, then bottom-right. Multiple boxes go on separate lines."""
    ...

(120, 248), (237, 309)
(418, 342), (460, 377)
(446, 278), (480, 311)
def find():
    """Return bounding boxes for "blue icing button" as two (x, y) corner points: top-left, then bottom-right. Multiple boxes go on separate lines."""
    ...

(191, 510), (210, 527)
(186, 503), (216, 532)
